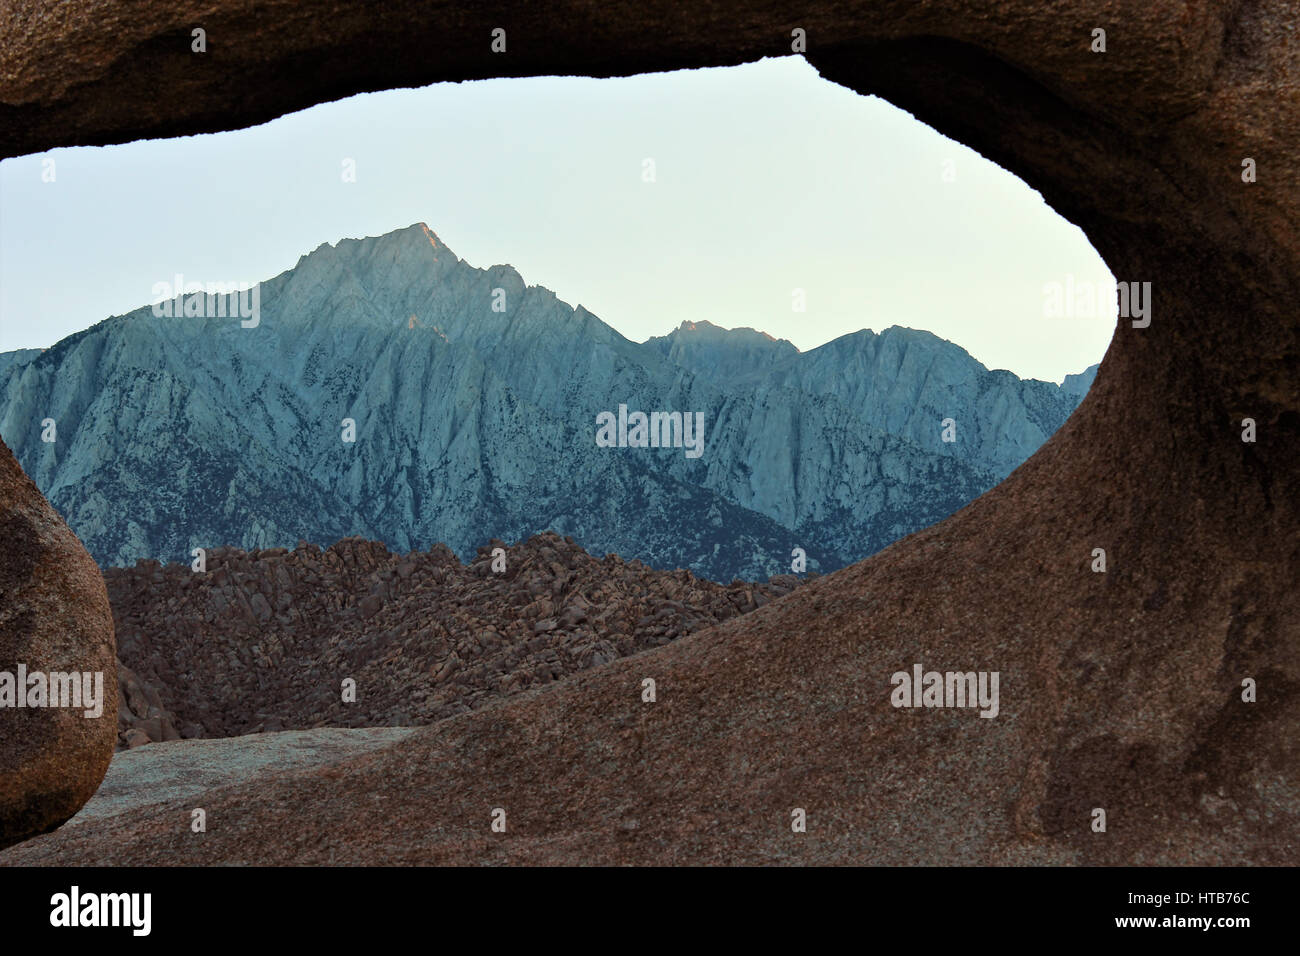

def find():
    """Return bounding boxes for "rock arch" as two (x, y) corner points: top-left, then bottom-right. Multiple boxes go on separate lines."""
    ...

(1, 0), (1296, 862)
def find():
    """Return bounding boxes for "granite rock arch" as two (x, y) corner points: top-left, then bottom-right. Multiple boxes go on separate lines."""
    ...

(0, 0), (1296, 862)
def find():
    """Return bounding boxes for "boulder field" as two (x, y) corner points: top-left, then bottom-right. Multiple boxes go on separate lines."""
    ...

(106, 534), (802, 745)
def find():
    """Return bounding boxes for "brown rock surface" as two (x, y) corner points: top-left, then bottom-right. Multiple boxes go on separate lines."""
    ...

(0, 2), (1297, 864)
(66, 729), (418, 829)
(115, 661), (181, 750)
(0, 438), (116, 849)
(106, 533), (801, 740)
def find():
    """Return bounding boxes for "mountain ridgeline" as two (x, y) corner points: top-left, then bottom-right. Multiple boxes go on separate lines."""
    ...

(0, 223), (1096, 581)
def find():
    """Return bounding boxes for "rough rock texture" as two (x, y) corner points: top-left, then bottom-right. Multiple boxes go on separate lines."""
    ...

(106, 533), (802, 742)
(1, 1), (1297, 865)
(68, 730), (417, 828)
(116, 662), (181, 750)
(0, 437), (116, 849)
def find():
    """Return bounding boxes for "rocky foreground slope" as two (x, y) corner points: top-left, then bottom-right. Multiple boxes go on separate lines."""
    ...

(109, 533), (802, 747)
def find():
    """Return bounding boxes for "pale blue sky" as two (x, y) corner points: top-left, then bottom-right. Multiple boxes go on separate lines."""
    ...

(0, 56), (1115, 382)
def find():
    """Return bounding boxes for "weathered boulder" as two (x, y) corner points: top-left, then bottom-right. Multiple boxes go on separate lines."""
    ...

(0, 437), (116, 848)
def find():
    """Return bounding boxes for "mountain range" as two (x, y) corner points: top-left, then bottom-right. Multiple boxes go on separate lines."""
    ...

(0, 223), (1096, 581)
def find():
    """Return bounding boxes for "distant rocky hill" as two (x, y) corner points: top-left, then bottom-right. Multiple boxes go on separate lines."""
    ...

(0, 223), (1096, 580)
(108, 532), (803, 746)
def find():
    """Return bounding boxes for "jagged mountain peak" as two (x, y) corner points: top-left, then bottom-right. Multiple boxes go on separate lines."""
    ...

(668, 319), (793, 347)
(292, 221), (453, 268)
(646, 318), (799, 380)
(1061, 362), (1100, 396)
(0, 226), (1095, 582)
